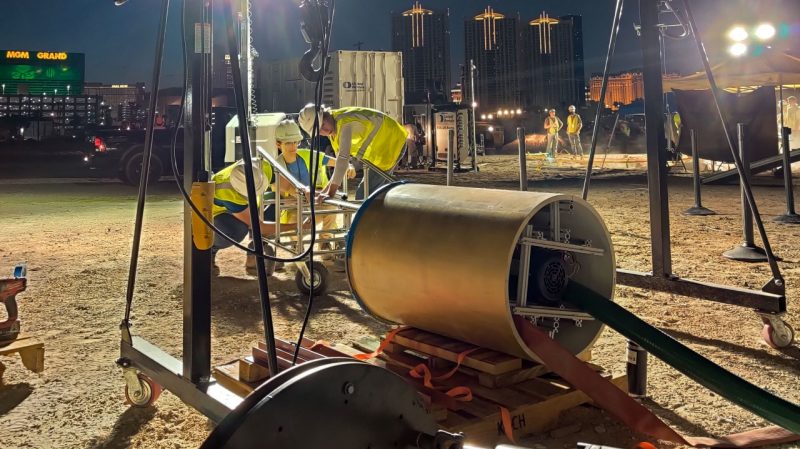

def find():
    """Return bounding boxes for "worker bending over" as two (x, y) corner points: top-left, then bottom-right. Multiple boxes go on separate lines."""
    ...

(566, 105), (583, 157)
(273, 119), (355, 252)
(298, 104), (408, 201)
(211, 157), (304, 276)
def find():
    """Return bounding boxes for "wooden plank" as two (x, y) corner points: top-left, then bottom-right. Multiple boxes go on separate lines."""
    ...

(449, 374), (627, 447)
(392, 330), (521, 375)
(238, 356), (269, 383)
(213, 361), (256, 398)
(476, 363), (550, 388)
(0, 335), (43, 357)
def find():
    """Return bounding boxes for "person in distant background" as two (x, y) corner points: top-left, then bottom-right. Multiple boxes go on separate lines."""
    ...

(544, 109), (563, 162)
(566, 105), (583, 157)
(783, 96), (799, 150)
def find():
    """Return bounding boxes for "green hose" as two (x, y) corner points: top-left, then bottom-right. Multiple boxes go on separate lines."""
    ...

(566, 282), (800, 434)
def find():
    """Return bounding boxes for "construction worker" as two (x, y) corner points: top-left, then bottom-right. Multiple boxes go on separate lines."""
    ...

(783, 96), (799, 150)
(566, 105), (583, 157)
(211, 157), (297, 276)
(298, 104), (408, 201)
(544, 109), (563, 162)
(273, 119), (355, 253)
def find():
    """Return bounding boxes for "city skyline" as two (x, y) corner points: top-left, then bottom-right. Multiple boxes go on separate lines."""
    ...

(3, 1), (798, 90)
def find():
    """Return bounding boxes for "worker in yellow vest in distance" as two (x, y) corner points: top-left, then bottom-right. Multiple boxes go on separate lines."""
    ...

(298, 104), (408, 201)
(566, 105), (583, 157)
(544, 109), (563, 163)
(273, 119), (355, 253)
(210, 157), (307, 276)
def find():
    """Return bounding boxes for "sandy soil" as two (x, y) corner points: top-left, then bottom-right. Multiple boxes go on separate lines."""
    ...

(0, 155), (798, 449)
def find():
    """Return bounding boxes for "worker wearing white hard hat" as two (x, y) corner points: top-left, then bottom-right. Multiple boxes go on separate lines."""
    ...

(273, 119), (355, 255)
(298, 103), (407, 201)
(210, 157), (281, 276)
(566, 105), (584, 157)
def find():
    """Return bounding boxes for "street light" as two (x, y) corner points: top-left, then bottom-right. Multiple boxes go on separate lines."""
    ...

(728, 42), (748, 57)
(755, 23), (776, 40)
(516, 108), (522, 114)
(727, 26), (748, 42)
(487, 126), (494, 132)
(481, 114), (486, 120)
(1, 84), (5, 95)
(67, 84), (71, 96)
(487, 114), (493, 120)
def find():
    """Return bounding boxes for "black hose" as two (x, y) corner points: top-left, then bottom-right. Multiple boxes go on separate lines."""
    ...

(122, 0), (170, 330)
(568, 281), (800, 433)
(581, 0), (624, 200)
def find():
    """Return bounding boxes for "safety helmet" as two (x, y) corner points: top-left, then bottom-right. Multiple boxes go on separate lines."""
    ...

(298, 103), (330, 134)
(229, 158), (269, 197)
(568, 105), (576, 112)
(548, 109), (556, 113)
(275, 119), (303, 143)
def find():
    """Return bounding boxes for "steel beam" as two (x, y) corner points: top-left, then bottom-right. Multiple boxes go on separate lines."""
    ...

(616, 269), (785, 313)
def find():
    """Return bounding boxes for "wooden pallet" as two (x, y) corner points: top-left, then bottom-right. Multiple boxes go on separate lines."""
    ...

(0, 333), (45, 383)
(213, 328), (626, 446)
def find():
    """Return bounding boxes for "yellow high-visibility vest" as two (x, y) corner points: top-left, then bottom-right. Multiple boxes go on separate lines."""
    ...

(567, 114), (582, 134)
(211, 160), (273, 218)
(276, 149), (330, 224)
(329, 107), (408, 171)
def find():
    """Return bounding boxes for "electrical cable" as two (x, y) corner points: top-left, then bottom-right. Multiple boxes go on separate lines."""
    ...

(122, 0), (171, 331)
(291, 0), (335, 366)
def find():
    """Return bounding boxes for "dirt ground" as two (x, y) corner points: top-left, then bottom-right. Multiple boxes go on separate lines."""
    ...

(0, 155), (798, 449)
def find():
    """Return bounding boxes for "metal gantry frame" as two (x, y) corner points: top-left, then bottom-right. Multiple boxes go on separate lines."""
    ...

(614, 0), (789, 334)
(118, 0), (256, 423)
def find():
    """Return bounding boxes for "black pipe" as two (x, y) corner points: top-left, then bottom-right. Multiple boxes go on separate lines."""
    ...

(582, 0), (624, 200)
(626, 340), (647, 398)
(123, 0), (170, 329)
(679, 0), (783, 283)
(683, 129), (715, 216)
(223, 0), (279, 377)
(775, 127), (800, 223)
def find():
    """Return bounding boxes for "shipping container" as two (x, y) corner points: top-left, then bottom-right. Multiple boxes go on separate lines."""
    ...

(259, 51), (404, 123)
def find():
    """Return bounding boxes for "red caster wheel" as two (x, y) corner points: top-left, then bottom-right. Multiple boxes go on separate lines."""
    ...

(761, 321), (795, 349)
(125, 373), (162, 407)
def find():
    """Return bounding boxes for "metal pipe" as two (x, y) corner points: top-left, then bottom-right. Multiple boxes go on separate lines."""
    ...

(739, 124), (755, 247)
(346, 184), (616, 361)
(581, 0), (624, 200)
(626, 340), (647, 398)
(470, 59), (478, 172)
(447, 129), (454, 186)
(775, 126), (800, 223)
(684, 129), (715, 216)
(518, 127), (527, 191)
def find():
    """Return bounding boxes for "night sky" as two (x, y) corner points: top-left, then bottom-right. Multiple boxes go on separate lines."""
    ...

(2, 0), (799, 88)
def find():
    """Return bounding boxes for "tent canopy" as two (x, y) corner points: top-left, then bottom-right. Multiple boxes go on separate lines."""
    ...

(663, 51), (800, 90)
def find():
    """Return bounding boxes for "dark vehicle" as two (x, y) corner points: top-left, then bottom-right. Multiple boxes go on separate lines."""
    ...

(82, 107), (236, 185)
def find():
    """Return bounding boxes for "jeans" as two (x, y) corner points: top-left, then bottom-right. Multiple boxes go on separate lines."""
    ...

(568, 133), (583, 156)
(211, 213), (250, 255)
(355, 144), (406, 200)
(546, 134), (558, 159)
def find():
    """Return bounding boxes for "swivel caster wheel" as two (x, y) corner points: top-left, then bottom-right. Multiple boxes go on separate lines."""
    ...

(124, 372), (162, 407)
(761, 321), (795, 349)
(295, 261), (328, 296)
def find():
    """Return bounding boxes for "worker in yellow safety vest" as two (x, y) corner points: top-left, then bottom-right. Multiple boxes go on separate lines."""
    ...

(273, 119), (355, 254)
(544, 109), (563, 162)
(211, 157), (296, 276)
(566, 105), (583, 157)
(298, 104), (408, 201)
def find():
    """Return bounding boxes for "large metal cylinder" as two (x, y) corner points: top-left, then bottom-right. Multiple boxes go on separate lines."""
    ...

(346, 183), (615, 361)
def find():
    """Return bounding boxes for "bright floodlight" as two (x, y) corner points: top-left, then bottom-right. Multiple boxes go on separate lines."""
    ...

(516, 108), (522, 114)
(728, 42), (748, 57)
(487, 126), (494, 132)
(755, 23), (776, 40)
(471, 101), (478, 108)
(487, 114), (493, 119)
(481, 114), (486, 120)
(727, 26), (748, 42)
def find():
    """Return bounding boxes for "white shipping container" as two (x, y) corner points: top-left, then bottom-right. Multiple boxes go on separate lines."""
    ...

(259, 51), (404, 123)
(323, 51), (404, 123)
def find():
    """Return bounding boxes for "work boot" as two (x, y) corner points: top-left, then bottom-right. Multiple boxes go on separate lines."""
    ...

(246, 246), (276, 276)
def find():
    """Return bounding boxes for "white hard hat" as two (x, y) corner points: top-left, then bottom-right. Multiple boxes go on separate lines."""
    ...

(229, 158), (268, 197)
(568, 105), (576, 111)
(298, 103), (329, 134)
(275, 119), (303, 143)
